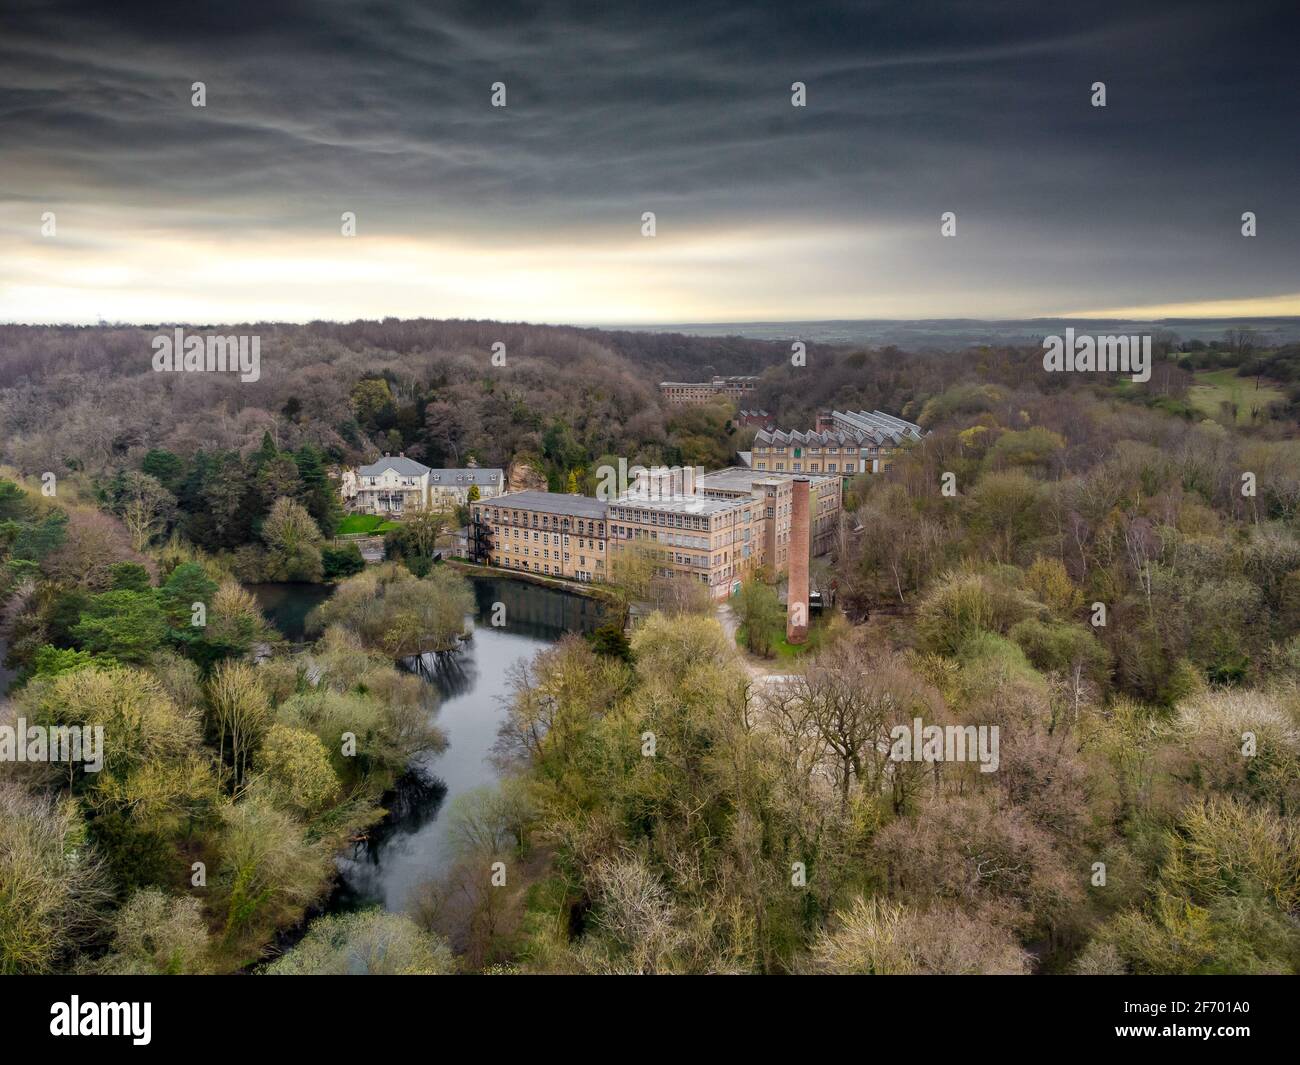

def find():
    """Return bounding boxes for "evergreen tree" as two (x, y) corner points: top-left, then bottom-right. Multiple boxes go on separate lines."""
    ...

(140, 449), (186, 493)
(293, 445), (342, 538)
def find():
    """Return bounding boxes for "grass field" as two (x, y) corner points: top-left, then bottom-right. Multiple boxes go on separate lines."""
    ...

(336, 514), (400, 535)
(736, 620), (824, 659)
(1188, 368), (1287, 426)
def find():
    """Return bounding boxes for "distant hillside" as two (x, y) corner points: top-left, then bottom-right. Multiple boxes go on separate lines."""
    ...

(0, 318), (792, 390)
(620, 317), (1300, 351)
(0, 319), (797, 486)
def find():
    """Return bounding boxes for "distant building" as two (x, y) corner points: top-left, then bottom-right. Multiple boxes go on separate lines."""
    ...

(658, 375), (759, 407)
(345, 455), (504, 515)
(737, 408), (774, 429)
(753, 410), (923, 476)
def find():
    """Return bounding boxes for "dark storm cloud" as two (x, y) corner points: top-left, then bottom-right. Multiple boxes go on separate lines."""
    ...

(2, 0), (1298, 311)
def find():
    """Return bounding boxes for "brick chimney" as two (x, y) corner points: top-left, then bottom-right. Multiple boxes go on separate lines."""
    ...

(787, 477), (811, 643)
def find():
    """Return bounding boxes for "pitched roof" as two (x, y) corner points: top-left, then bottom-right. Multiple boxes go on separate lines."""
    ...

(359, 455), (431, 477)
(832, 410), (924, 441)
(483, 490), (608, 519)
(753, 410), (923, 448)
(754, 428), (878, 447)
(427, 468), (503, 486)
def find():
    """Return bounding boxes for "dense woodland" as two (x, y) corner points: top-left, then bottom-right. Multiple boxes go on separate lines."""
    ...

(0, 320), (792, 496)
(2, 321), (1300, 974)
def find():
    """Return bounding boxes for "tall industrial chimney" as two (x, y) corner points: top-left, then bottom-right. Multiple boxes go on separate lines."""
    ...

(787, 477), (811, 644)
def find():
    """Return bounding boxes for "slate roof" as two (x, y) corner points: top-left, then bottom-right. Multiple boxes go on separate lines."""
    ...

(753, 410), (923, 449)
(427, 468), (503, 486)
(359, 456), (431, 477)
(484, 490), (608, 519)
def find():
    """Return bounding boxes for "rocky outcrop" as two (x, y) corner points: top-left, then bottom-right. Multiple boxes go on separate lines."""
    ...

(506, 460), (548, 493)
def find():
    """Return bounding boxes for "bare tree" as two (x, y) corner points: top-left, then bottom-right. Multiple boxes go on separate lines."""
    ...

(791, 641), (943, 813)
(112, 470), (175, 551)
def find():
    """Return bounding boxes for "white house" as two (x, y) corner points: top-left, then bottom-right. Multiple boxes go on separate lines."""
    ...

(346, 456), (505, 515)
(350, 455), (432, 515)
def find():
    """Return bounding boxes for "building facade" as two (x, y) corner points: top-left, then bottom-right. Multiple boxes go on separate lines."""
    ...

(469, 491), (609, 582)
(608, 492), (764, 600)
(787, 478), (811, 643)
(696, 466), (841, 560)
(427, 466), (505, 507)
(470, 462), (842, 598)
(752, 410), (923, 476)
(808, 475), (843, 556)
(344, 456), (505, 515)
(737, 408), (774, 429)
(658, 375), (759, 407)
(345, 455), (431, 515)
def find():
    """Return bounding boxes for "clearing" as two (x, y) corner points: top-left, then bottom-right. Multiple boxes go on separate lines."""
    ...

(1188, 368), (1286, 426)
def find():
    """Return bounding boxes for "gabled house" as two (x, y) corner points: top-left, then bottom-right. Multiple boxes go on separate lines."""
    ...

(350, 454), (431, 515)
(752, 410), (924, 476)
(427, 466), (505, 506)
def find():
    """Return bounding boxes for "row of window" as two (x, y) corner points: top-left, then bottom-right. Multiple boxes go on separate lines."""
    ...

(495, 544), (604, 568)
(479, 509), (606, 537)
(633, 542), (754, 569)
(495, 527), (603, 551)
(609, 508), (713, 530)
(611, 525), (710, 549)
(496, 557), (596, 581)
(754, 445), (885, 456)
(755, 461), (856, 473)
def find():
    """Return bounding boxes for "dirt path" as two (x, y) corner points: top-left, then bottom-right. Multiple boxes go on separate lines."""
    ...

(716, 601), (785, 681)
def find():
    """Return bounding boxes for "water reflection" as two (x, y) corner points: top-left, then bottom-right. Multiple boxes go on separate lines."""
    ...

(333, 575), (608, 913)
(248, 582), (334, 643)
(407, 646), (477, 698)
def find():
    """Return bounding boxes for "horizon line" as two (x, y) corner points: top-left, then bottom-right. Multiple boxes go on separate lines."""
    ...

(3, 313), (1300, 331)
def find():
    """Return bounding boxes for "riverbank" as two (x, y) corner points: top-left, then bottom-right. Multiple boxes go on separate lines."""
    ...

(248, 582), (335, 643)
(445, 559), (623, 608)
(328, 574), (609, 911)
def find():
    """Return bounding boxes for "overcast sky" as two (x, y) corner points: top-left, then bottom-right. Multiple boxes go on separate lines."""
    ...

(2, 0), (1297, 325)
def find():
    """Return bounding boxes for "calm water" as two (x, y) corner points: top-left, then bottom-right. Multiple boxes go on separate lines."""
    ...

(260, 575), (608, 913)
(249, 582), (336, 642)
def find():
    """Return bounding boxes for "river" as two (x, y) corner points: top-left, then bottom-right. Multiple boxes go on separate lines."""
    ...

(254, 575), (608, 913)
